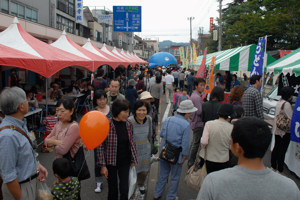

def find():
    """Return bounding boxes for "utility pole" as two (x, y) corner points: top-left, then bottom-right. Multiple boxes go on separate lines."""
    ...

(218, 0), (222, 52)
(187, 17), (195, 68)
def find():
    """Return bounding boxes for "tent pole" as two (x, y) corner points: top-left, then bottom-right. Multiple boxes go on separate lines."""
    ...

(45, 78), (48, 117)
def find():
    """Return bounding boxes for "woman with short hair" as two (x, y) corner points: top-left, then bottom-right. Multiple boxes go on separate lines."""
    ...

(128, 100), (152, 197)
(97, 98), (138, 200)
(228, 85), (245, 106)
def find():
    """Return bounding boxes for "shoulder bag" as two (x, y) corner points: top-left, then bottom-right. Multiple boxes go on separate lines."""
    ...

(159, 119), (182, 164)
(276, 102), (291, 133)
(62, 124), (90, 181)
(185, 148), (207, 191)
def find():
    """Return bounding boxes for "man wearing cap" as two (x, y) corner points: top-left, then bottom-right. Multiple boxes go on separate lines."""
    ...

(125, 79), (139, 114)
(0, 87), (48, 200)
(107, 79), (125, 106)
(154, 100), (197, 200)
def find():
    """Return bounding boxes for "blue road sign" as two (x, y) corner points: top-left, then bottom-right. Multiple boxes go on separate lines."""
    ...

(113, 6), (141, 32)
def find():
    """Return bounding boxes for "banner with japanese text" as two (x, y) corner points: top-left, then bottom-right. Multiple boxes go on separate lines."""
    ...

(193, 43), (197, 64)
(75, 0), (83, 22)
(186, 46), (189, 64)
(179, 47), (185, 62)
(195, 47), (207, 78)
(204, 56), (215, 94)
(250, 37), (266, 77)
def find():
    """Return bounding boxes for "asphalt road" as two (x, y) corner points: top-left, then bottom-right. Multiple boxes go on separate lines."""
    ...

(36, 93), (300, 200)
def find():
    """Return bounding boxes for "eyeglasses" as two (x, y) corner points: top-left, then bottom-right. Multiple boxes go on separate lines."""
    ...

(56, 109), (66, 113)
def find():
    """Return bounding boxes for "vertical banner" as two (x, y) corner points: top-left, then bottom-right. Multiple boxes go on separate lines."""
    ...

(250, 37), (266, 77)
(76, 0), (83, 22)
(179, 47), (185, 63)
(204, 56), (215, 94)
(195, 47), (207, 78)
(284, 91), (300, 177)
(185, 46), (189, 62)
(192, 43), (197, 64)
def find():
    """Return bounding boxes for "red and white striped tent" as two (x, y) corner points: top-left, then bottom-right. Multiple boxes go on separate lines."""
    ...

(121, 49), (141, 65)
(112, 47), (138, 66)
(82, 39), (129, 70)
(51, 31), (122, 72)
(0, 18), (92, 78)
(101, 44), (133, 68)
(131, 52), (148, 65)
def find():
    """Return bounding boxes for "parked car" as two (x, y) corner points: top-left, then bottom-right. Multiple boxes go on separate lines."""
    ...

(263, 86), (280, 120)
(263, 85), (296, 121)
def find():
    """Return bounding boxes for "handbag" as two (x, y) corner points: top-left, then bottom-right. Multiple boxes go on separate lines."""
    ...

(159, 119), (182, 164)
(185, 148), (207, 191)
(63, 146), (90, 181)
(276, 102), (291, 132)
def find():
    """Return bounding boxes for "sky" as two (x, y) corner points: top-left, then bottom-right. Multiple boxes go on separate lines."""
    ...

(83, 0), (233, 43)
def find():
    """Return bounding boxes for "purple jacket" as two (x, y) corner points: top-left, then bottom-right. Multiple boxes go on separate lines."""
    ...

(190, 91), (204, 129)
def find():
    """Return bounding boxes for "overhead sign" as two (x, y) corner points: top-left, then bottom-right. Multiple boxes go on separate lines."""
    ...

(98, 15), (112, 25)
(113, 6), (141, 32)
(75, 0), (83, 22)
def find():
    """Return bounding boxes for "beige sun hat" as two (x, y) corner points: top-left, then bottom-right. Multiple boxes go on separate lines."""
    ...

(140, 91), (154, 102)
(176, 100), (198, 113)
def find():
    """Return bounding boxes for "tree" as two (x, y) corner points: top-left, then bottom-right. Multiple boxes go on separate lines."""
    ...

(220, 0), (300, 50)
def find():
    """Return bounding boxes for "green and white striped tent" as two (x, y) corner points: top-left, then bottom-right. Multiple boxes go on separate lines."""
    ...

(265, 48), (300, 76)
(195, 44), (276, 72)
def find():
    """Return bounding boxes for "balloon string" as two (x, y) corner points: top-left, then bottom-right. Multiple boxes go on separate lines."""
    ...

(76, 148), (91, 178)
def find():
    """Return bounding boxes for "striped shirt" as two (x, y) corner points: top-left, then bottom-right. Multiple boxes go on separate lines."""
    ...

(43, 116), (57, 134)
(97, 119), (138, 167)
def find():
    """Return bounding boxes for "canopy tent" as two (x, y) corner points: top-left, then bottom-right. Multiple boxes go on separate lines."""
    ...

(101, 44), (132, 68)
(132, 53), (148, 65)
(51, 31), (121, 72)
(82, 39), (129, 70)
(195, 44), (276, 72)
(121, 49), (140, 64)
(126, 51), (148, 65)
(0, 18), (92, 78)
(148, 52), (178, 67)
(265, 48), (300, 76)
(112, 47), (138, 66)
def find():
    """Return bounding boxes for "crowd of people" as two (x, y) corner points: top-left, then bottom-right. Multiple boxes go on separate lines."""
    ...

(0, 66), (299, 200)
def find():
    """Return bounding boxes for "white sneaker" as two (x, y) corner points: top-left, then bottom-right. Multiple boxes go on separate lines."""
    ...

(94, 182), (102, 193)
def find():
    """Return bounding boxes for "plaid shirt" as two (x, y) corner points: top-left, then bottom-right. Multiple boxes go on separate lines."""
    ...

(97, 119), (138, 167)
(242, 86), (264, 119)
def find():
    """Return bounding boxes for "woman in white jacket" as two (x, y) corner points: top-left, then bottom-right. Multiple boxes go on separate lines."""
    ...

(271, 86), (294, 174)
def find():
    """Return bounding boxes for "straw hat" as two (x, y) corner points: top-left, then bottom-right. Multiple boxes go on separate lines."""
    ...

(176, 100), (198, 113)
(140, 91), (154, 102)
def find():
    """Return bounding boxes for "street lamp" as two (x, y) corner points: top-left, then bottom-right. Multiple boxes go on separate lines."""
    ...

(187, 17), (194, 68)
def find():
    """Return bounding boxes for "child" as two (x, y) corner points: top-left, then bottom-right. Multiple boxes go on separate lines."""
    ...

(52, 158), (81, 200)
(177, 88), (190, 107)
(172, 88), (182, 114)
(41, 107), (57, 153)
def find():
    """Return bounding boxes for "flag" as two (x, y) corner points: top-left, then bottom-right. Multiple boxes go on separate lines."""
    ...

(179, 47), (185, 62)
(195, 47), (207, 78)
(193, 43), (197, 64)
(250, 37), (266, 77)
(290, 92), (300, 143)
(204, 56), (215, 94)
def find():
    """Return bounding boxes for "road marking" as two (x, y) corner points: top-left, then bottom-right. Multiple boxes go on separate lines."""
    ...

(162, 102), (171, 123)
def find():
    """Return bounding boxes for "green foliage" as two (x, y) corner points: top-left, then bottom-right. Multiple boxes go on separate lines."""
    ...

(213, 0), (300, 51)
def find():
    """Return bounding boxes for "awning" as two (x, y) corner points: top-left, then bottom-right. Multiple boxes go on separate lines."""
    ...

(82, 39), (129, 70)
(101, 44), (131, 68)
(51, 31), (119, 72)
(0, 18), (92, 78)
(112, 47), (138, 66)
(195, 44), (276, 72)
(265, 48), (300, 76)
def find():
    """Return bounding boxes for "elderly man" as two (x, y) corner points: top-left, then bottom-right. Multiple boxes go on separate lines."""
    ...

(107, 79), (125, 106)
(0, 87), (48, 200)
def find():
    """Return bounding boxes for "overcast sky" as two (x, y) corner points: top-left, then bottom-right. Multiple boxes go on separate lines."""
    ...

(83, 0), (233, 43)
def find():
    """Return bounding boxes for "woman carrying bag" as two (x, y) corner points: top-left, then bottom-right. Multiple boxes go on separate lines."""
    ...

(271, 86), (294, 174)
(153, 100), (197, 200)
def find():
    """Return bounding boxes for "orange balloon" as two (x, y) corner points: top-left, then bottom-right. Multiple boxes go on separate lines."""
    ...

(79, 111), (110, 150)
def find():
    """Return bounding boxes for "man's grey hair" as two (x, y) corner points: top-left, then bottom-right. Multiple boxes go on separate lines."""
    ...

(0, 87), (26, 115)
